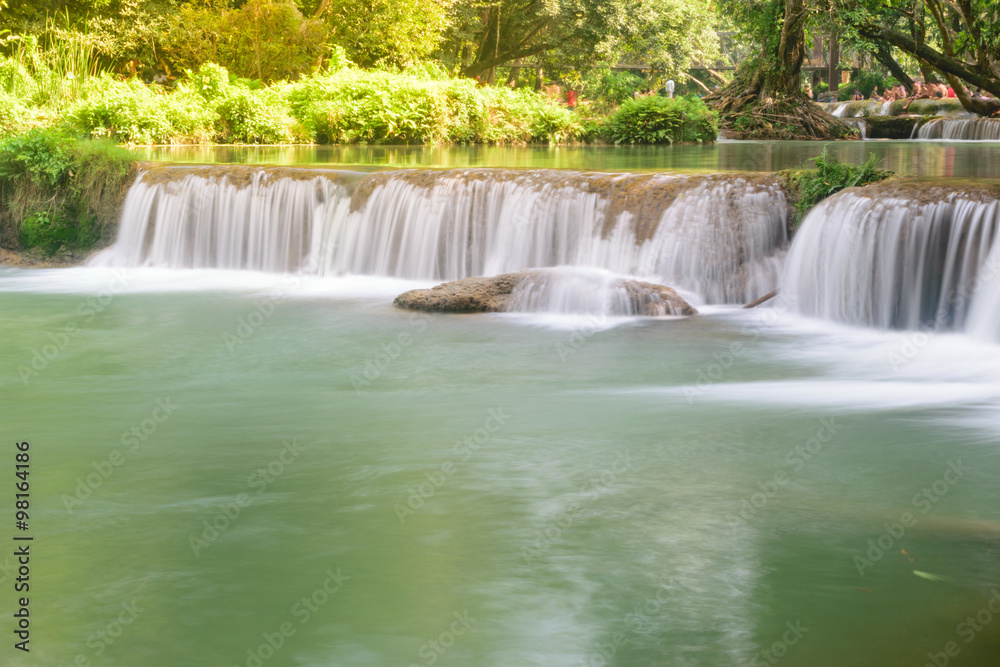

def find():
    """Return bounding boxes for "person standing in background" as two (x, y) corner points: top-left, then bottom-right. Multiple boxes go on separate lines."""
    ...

(566, 89), (577, 110)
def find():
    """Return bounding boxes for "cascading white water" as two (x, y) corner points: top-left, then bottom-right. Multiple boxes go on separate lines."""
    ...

(92, 167), (351, 272)
(917, 118), (1000, 140)
(830, 102), (850, 117)
(505, 267), (687, 316)
(784, 184), (1000, 333)
(845, 119), (868, 140)
(99, 167), (789, 305)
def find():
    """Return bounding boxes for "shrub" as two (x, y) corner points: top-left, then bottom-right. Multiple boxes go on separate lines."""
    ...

(216, 87), (296, 143)
(602, 95), (717, 144)
(286, 66), (581, 144)
(0, 128), (137, 254)
(0, 91), (29, 137)
(70, 75), (215, 144)
(779, 146), (894, 228)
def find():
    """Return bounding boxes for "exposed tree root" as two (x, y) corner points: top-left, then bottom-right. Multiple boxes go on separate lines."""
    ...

(709, 92), (856, 140)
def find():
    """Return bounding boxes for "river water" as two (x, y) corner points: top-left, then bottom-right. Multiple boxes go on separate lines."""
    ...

(2, 142), (1000, 667)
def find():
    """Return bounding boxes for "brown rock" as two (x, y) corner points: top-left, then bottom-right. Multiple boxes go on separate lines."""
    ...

(393, 270), (697, 316)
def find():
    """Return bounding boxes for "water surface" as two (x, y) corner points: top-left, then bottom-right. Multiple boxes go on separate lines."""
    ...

(2, 270), (999, 666)
(140, 141), (1000, 179)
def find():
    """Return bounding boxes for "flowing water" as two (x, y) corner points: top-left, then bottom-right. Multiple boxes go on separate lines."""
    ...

(3, 147), (1000, 667)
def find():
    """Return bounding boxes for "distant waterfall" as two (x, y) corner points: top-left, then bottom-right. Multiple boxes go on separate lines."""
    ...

(917, 118), (1000, 140)
(97, 166), (789, 305)
(784, 184), (1000, 333)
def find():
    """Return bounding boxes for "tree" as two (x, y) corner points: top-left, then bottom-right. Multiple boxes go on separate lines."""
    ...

(838, 0), (1000, 115)
(709, 0), (850, 138)
(307, 0), (451, 68)
(162, 0), (327, 81)
(440, 0), (719, 83)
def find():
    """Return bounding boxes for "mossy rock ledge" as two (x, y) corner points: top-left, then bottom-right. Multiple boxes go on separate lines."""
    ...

(392, 270), (698, 316)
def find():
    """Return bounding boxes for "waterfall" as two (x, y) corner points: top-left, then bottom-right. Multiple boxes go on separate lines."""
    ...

(784, 183), (1000, 333)
(505, 267), (684, 316)
(844, 119), (868, 140)
(830, 103), (850, 117)
(92, 167), (353, 273)
(97, 166), (789, 305)
(917, 118), (1000, 140)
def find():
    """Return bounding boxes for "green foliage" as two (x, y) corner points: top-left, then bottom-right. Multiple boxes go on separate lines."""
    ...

(69, 75), (214, 143)
(602, 95), (717, 144)
(0, 127), (74, 187)
(442, 0), (720, 82)
(0, 91), (30, 136)
(580, 69), (647, 111)
(0, 127), (136, 254)
(837, 71), (898, 101)
(18, 208), (94, 254)
(162, 0), (327, 83)
(779, 146), (894, 227)
(319, 0), (450, 68)
(286, 66), (583, 144)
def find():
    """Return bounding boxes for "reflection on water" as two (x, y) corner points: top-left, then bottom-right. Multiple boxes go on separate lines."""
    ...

(140, 141), (1000, 179)
(2, 275), (1000, 667)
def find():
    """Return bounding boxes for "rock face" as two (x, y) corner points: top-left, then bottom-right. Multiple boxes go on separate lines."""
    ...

(393, 270), (697, 316)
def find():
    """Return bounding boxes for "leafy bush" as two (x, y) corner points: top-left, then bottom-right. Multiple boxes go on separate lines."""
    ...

(580, 69), (647, 110)
(0, 128), (137, 254)
(602, 95), (717, 144)
(779, 146), (894, 227)
(286, 66), (582, 144)
(70, 75), (216, 143)
(0, 91), (29, 136)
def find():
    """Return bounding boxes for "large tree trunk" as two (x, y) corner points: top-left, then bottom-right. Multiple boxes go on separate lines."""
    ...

(828, 31), (840, 93)
(708, 0), (850, 139)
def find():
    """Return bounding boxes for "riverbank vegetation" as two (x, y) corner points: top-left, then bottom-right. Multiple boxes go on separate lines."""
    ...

(0, 128), (136, 257)
(779, 147), (894, 228)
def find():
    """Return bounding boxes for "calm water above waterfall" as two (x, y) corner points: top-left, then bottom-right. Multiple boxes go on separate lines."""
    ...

(3, 148), (1000, 667)
(141, 140), (1000, 179)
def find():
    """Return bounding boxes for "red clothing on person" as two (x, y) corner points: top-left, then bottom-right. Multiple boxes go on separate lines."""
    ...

(567, 90), (577, 109)
(946, 87), (956, 98)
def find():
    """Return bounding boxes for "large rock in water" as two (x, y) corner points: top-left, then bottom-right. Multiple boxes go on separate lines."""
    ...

(393, 270), (697, 316)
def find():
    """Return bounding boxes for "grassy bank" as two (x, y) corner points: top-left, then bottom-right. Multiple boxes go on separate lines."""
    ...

(0, 129), (137, 259)
(0, 55), (717, 146)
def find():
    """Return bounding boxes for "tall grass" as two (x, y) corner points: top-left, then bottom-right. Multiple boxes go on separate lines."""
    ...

(2, 11), (107, 110)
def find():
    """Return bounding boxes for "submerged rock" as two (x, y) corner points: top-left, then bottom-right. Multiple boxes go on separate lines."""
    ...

(393, 270), (697, 316)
